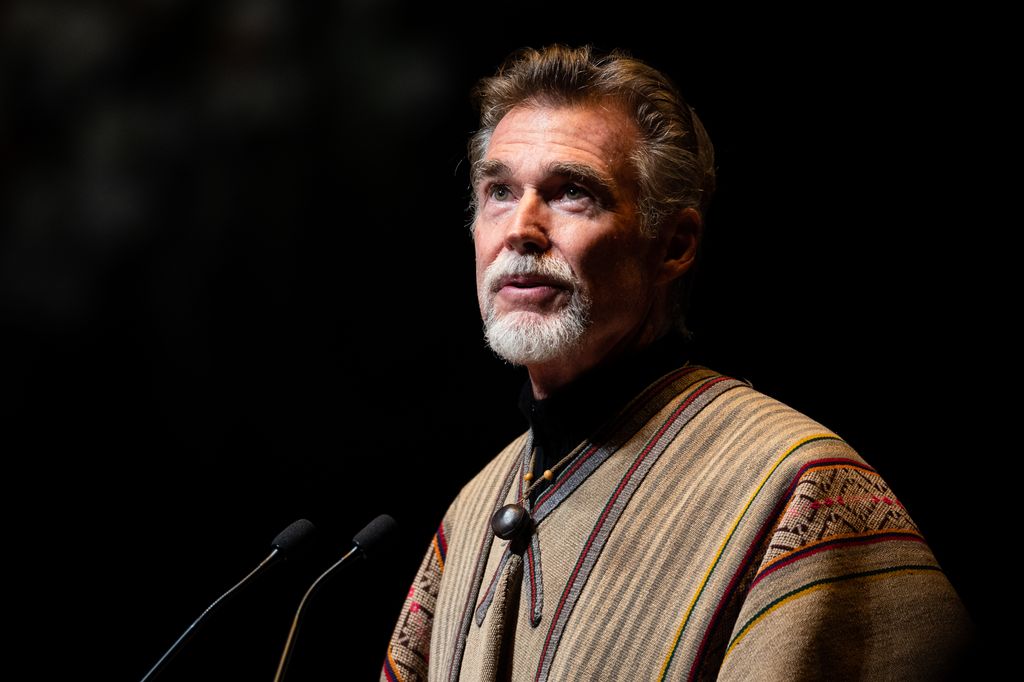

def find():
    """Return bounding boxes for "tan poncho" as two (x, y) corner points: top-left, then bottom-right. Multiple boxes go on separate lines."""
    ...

(383, 366), (972, 680)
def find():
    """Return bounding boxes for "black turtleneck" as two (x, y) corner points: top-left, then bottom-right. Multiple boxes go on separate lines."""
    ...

(517, 333), (690, 501)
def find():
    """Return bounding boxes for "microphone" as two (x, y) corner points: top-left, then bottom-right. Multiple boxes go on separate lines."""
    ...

(140, 518), (316, 682)
(273, 514), (398, 682)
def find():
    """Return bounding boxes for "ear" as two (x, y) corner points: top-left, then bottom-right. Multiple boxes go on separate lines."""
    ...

(654, 207), (702, 286)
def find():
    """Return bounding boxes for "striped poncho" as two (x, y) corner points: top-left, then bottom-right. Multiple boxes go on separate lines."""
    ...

(382, 365), (972, 680)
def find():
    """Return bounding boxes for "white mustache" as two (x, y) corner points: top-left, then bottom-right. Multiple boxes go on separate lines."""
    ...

(482, 252), (577, 296)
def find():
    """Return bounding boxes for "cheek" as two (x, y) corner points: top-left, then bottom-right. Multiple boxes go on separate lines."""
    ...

(473, 220), (501, 260)
(578, 241), (651, 307)
(578, 234), (643, 280)
(474, 242), (491, 282)
(473, 237), (495, 309)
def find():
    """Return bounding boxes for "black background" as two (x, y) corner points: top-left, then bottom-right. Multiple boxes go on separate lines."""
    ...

(3, 3), (1006, 680)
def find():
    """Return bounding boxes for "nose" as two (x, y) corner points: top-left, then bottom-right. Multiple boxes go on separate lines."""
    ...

(504, 190), (550, 255)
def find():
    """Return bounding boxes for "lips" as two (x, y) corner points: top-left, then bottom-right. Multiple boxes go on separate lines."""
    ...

(481, 253), (577, 314)
(494, 274), (568, 293)
(492, 274), (569, 310)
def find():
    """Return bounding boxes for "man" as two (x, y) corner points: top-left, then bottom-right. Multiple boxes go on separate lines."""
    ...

(382, 45), (972, 681)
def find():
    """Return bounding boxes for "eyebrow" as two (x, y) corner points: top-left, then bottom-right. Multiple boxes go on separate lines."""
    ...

(471, 159), (511, 189)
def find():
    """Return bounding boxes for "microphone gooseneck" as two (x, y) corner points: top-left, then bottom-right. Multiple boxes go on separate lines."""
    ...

(273, 514), (398, 682)
(139, 518), (316, 682)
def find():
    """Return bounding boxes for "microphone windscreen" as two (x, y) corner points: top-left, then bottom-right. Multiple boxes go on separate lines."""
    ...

(352, 514), (398, 558)
(271, 518), (317, 555)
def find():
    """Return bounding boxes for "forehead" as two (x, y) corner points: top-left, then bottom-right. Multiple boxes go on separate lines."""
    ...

(484, 103), (640, 179)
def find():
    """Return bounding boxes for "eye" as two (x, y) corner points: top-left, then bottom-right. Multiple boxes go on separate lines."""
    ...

(489, 184), (512, 201)
(563, 184), (591, 201)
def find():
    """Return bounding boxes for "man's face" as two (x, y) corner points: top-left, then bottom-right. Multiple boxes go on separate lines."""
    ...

(473, 103), (666, 390)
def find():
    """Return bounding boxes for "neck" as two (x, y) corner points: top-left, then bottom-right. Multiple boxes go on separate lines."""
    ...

(526, 320), (669, 400)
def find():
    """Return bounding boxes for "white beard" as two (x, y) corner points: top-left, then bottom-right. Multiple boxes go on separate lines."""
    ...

(480, 252), (591, 365)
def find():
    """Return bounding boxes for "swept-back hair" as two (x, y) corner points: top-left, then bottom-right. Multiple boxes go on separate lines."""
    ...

(468, 44), (716, 236)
